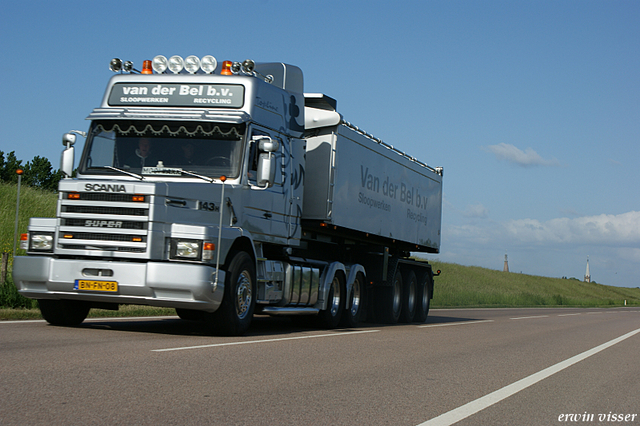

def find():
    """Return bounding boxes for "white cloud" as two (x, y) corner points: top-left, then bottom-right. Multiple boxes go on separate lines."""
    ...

(463, 203), (489, 218)
(504, 211), (640, 246)
(483, 143), (560, 167)
(440, 211), (640, 286)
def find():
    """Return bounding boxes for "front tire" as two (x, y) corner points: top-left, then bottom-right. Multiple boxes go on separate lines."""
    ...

(204, 251), (256, 336)
(38, 299), (90, 326)
(176, 308), (204, 321)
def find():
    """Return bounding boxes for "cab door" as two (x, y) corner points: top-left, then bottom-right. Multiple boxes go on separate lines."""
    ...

(242, 127), (287, 244)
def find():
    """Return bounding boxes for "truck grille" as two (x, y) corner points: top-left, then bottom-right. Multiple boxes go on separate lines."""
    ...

(58, 192), (150, 254)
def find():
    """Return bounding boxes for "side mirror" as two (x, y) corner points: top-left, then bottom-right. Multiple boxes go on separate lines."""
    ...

(60, 133), (77, 178)
(253, 136), (279, 187)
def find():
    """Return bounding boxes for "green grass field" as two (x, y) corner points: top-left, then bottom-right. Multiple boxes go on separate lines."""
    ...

(2, 182), (639, 321)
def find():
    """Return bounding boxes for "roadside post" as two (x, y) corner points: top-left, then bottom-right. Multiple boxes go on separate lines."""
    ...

(13, 169), (23, 258)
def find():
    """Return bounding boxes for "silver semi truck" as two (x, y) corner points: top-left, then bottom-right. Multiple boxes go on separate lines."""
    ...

(13, 56), (443, 335)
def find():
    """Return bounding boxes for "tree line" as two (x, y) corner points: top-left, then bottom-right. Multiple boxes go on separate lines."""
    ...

(0, 151), (64, 192)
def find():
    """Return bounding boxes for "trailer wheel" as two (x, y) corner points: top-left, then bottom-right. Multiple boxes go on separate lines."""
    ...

(316, 271), (345, 329)
(376, 270), (402, 324)
(415, 272), (431, 323)
(341, 272), (365, 328)
(204, 251), (256, 336)
(400, 269), (417, 323)
(38, 299), (90, 327)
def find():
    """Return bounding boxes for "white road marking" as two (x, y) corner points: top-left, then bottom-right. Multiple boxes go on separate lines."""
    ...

(510, 315), (549, 320)
(557, 313), (582, 317)
(152, 329), (380, 352)
(416, 326), (640, 426)
(418, 320), (494, 328)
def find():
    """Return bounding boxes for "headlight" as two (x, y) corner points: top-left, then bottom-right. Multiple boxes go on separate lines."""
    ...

(30, 233), (54, 252)
(170, 239), (201, 260)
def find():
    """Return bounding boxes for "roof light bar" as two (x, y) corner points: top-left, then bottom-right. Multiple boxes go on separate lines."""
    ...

(109, 58), (123, 72)
(141, 60), (152, 74)
(152, 55), (168, 73)
(200, 55), (217, 74)
(184, 55), (201, 74)
(220, 60), (233, 75)
(168, 55), (184, 74)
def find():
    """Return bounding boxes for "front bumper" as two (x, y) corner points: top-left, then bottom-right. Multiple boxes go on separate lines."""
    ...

(12, 256), (225, 312)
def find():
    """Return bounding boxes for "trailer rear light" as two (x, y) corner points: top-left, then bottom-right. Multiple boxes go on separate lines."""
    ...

(141, 60), (152, 74)
(168, 55), (184, 74)
(220, 61), (233, 75)
(184, 55), (201, 74)
(203, 242), (215, 260)
(152, 55), (168, 73)
(19, 233), (28, 250)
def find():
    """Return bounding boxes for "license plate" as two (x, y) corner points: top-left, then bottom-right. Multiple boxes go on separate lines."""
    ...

(74, 280), (118, 292)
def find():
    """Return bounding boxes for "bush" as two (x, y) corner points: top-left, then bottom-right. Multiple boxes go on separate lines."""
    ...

(1, 275), (37, 309)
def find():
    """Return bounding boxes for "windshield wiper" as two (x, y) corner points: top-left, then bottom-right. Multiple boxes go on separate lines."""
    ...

(102, 166), (145, 180)
(179, 169), (216, 183)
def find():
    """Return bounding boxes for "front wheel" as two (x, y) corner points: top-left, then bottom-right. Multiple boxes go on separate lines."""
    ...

(38, 299), (90, 326)
(204, 251), (256, 336)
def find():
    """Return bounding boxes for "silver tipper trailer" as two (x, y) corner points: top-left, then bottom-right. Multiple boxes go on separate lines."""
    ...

(13, 55), (443, 335)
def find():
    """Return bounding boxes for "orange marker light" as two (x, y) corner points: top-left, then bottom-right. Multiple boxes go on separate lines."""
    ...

(142, 60), (153, 74)
(68, 192), (80, 199)
(132, 195), (145, 202)
(220, 61), (233, 75)
(220, 175), (227, 182)
(203, 242), (215, 260)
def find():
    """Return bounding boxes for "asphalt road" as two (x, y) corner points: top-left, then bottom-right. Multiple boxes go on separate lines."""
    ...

(1, 307), (639, 426)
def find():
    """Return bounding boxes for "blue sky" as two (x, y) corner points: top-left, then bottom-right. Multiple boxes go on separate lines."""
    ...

(1, 0), (638, 287)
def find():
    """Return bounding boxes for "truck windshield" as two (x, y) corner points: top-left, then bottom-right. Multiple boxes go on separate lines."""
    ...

(79, 120), (246, 178)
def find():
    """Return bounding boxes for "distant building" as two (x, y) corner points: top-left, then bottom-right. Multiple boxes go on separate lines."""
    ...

(584, 256), (591, 283)
(503, 253), (509, 272)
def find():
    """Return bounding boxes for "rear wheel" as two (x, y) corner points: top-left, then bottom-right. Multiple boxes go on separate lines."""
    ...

(400, 269), (417, 323)
(38, 299), (90, 326)
(204, 251), (256, 336)
(341, 272), (366, 328)
(376, 270), (402, 324)
(316, 271), (345, 329)
(415, 272), (432, 323)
